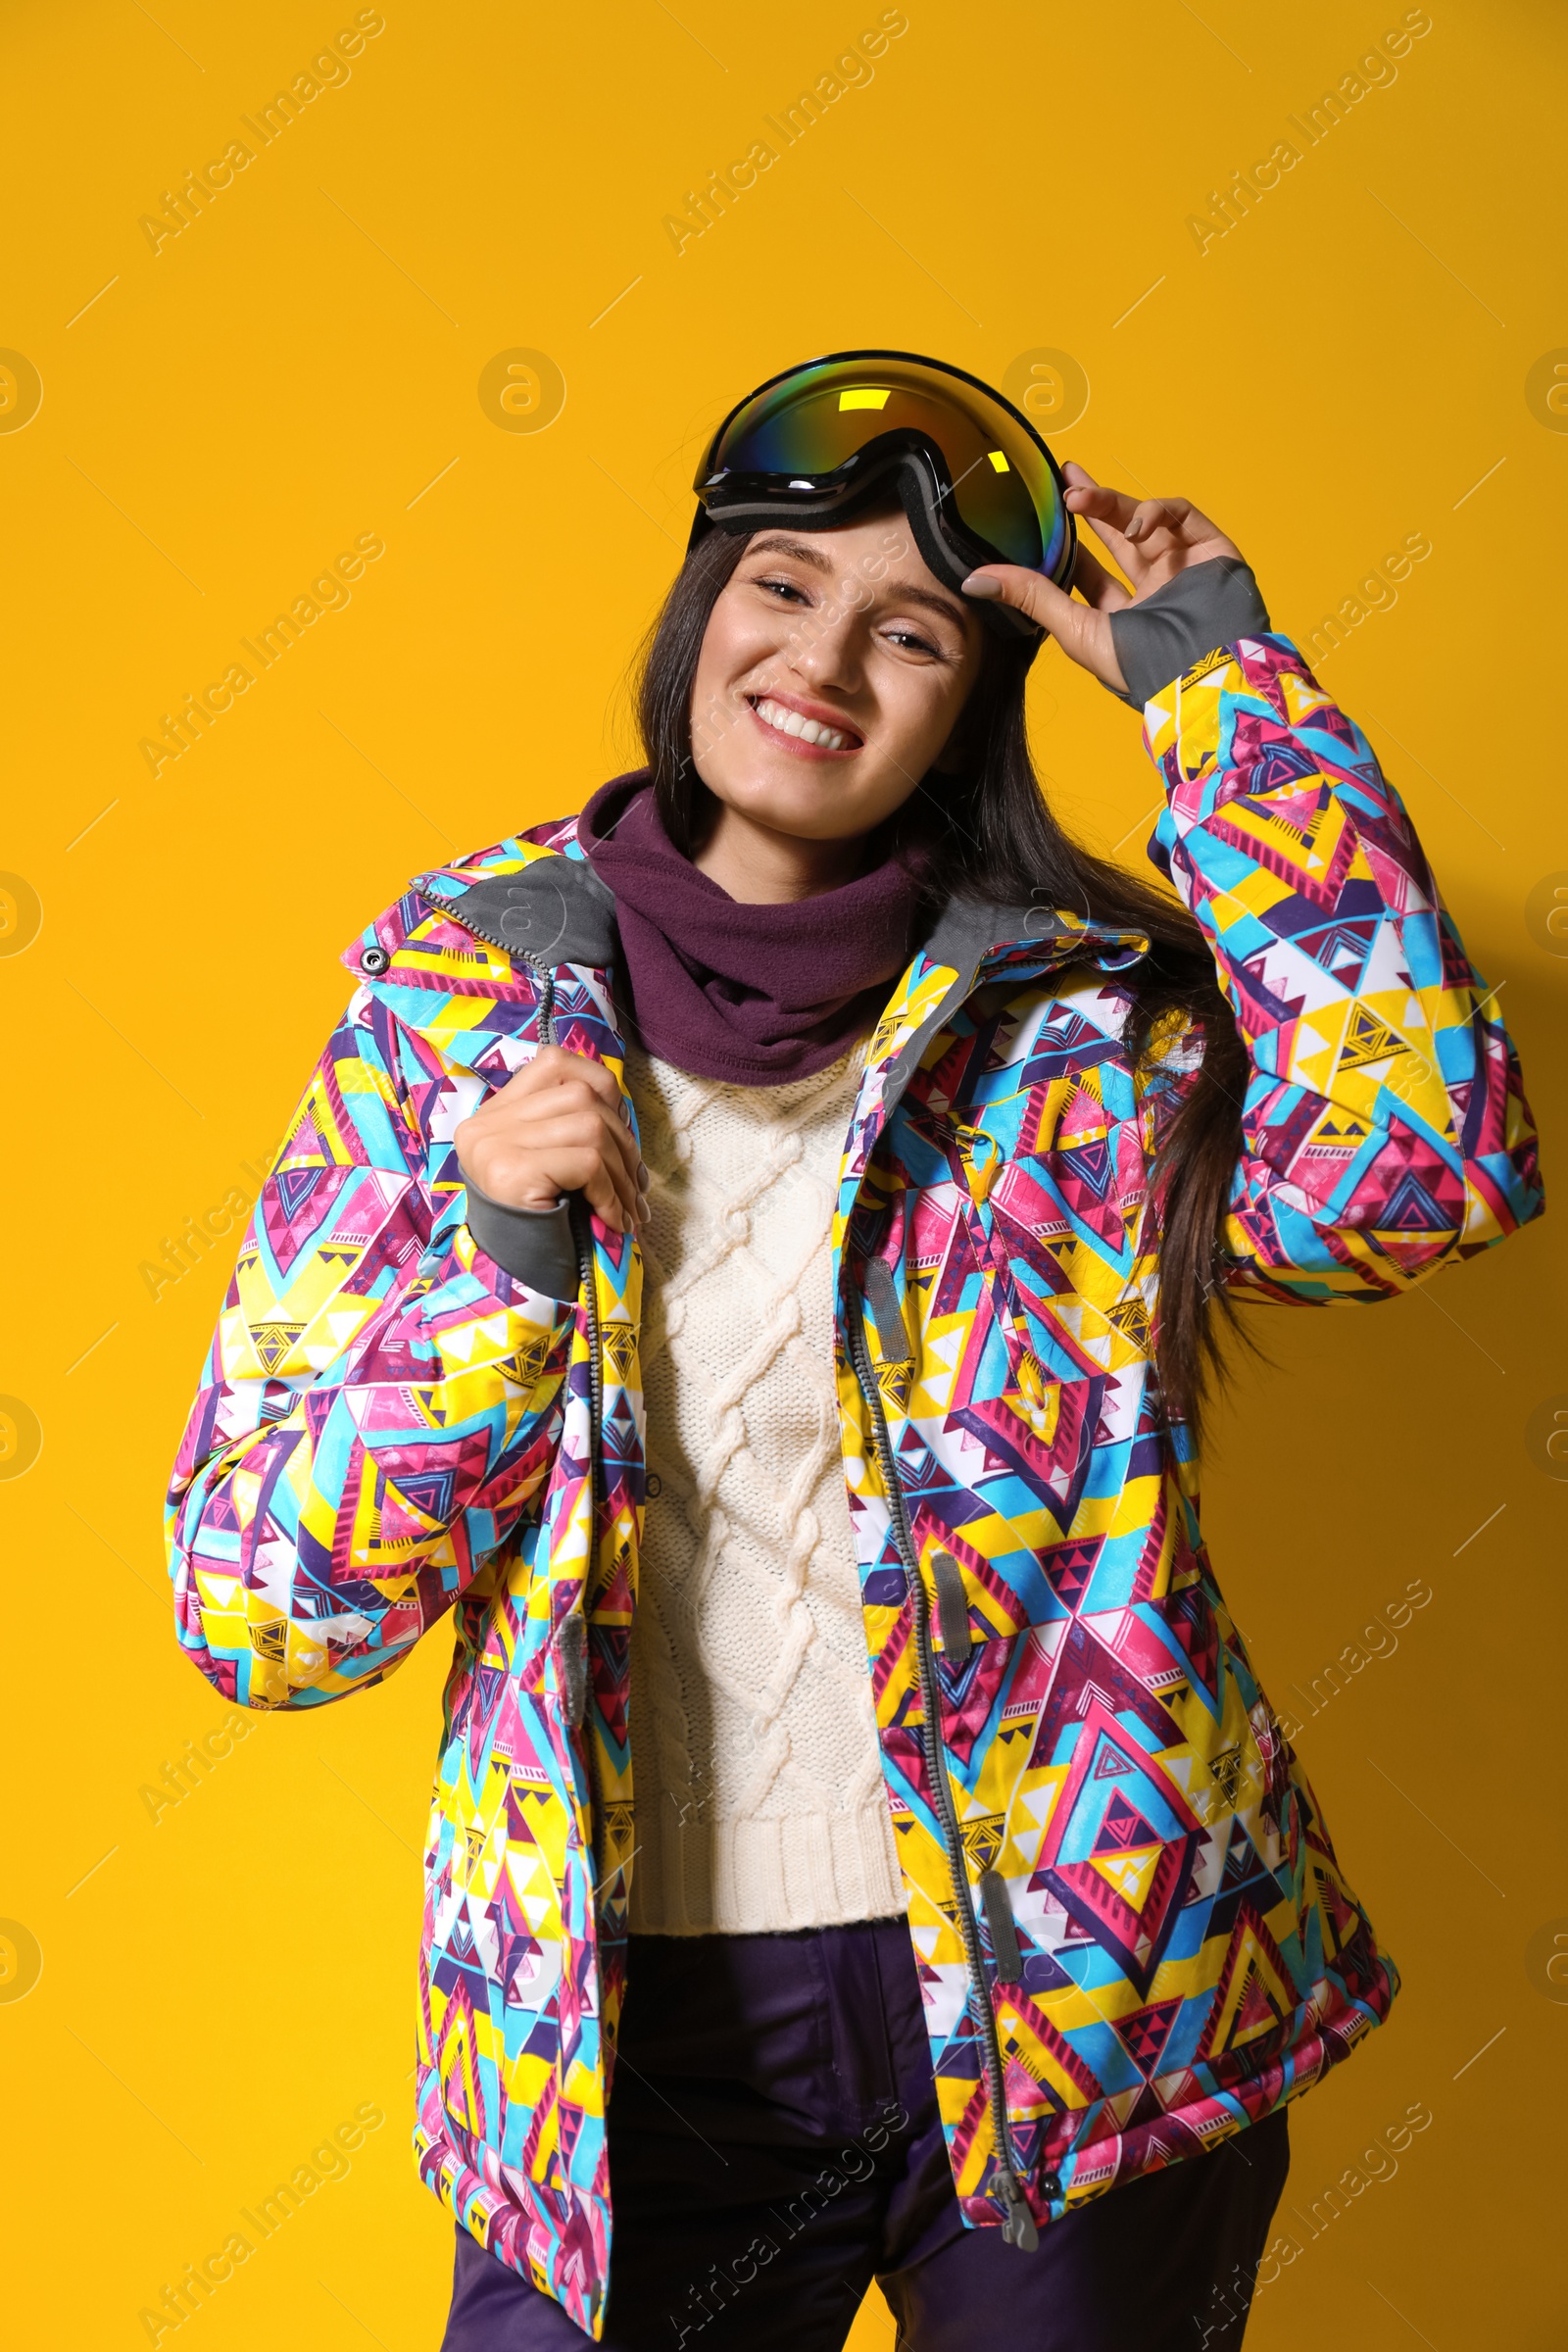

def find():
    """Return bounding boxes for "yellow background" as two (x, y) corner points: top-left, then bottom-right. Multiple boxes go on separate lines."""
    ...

(2, 2), (1565, 2344)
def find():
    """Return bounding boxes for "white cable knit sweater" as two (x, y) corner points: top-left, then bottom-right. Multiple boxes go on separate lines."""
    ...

(623, 1038), (906, 1936)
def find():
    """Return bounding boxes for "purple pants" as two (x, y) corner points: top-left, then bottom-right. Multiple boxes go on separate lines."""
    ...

(440, 1919), (1290, 2350)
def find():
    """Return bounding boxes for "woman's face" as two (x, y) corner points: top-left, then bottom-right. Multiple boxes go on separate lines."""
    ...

(687, 509), (985, 844)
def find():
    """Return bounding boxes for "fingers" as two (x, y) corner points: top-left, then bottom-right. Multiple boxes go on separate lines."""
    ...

(961, 561), (1076, 634)
(959, 564), (1126, 692)
(1062, 461), (1137, 528)
(509, 1051), (645, 1212)
(457, 1046), (650, 1235)
(1061, 463), (1142, 541)
(1060, 464), (1240, 574)
(1070, 538), (1133, 613)
(514, 1106), (643, 1233)
(968, 461), (1246, 692)
(506, 1043), (623, 1109)
(1124, 495), (1195, 545)
(1061, 470), (1151, 586)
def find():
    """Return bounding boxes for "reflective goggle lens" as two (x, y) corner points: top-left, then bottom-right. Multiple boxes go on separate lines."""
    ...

(699, 354), (1071, 581)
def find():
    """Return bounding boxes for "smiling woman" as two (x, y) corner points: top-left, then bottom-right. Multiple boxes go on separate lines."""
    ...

(682, 512), (979, 859)
(163, 349), (1541, 2352)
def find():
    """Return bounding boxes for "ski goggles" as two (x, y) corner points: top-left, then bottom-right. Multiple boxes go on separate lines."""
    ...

(688, 350), (1076, 634)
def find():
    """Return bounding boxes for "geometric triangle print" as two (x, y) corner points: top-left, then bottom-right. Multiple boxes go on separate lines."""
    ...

(1054, 1144), (1124, 1247)
(1340, 1002), (1405, 1070)
(557, 2099), (584, 2167)
(1046, 1540), (1103, 1612)
(1314, 1112), (1371, 1148)
(389, 1466), (459, 1524)
(960, 1815), (1007, 1877)
(1106, 1295), (1152, 1355)
(1220, 1820), (1270, 1892)
(1090, 1843), (1163, 1913)
(434, 1979), (487, 2137)
(1233, 1960), (1281, 2040)
(1196, 1906), (1298, 2062)
(1291, 917), (1379, 989)
(1094, 1792), (1160, 1856)
(469, 1661), (505, 1730)
(1113, 1994), (1183, 2078)
(275, 1162), (326, 1220)
(1379, 1169), (1448, 1231)
(1036, 1696), (1203, 1997)
(262, 1159), (356, 1281)
(1056, 1133), (1111, 1201)
(1208, 773), (1350, 909)
(1047, 1838), (1194, 2000)
(252, 1322), (305, 1373)
(1165, 1584), (1220, 1707)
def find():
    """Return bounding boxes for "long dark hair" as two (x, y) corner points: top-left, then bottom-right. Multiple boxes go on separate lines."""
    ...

(632, 522), (1250, 1438)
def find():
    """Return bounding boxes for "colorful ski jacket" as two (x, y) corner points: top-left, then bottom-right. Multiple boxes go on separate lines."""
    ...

(167, 632), (1541, 2338)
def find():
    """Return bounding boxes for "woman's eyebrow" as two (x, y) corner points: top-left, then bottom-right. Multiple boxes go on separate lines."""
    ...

(745, 533), (968, 630)
(747, 532), (834, 571)
(889, 581), (968, 627)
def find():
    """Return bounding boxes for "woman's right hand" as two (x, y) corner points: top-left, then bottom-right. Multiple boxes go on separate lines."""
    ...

(454, 1045), (649, 1234)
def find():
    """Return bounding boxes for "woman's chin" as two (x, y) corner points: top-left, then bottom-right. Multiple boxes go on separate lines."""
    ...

(708, 767), (889, 844)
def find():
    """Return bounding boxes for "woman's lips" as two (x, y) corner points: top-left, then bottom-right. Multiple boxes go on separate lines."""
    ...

(745, 694), (862, 757)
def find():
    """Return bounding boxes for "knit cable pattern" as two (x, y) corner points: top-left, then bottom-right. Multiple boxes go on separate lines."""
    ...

(624, 1037), (906, 1934)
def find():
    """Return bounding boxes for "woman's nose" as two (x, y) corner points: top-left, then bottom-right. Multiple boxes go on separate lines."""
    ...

(787, 605), (861, 691)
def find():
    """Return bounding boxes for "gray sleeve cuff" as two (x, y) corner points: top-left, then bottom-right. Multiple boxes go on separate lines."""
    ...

(1105, 558), (1271, 709)
(464, 1181), (580, 1302)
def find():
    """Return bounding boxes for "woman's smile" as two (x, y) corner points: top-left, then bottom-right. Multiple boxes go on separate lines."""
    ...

(745, 690), (863, 756)
(685, 511), (981, 882)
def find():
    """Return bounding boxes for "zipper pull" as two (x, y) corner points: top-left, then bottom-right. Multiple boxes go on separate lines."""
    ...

(1000, 2177), (1039, 2252)
(555, 1611), (588, 1729)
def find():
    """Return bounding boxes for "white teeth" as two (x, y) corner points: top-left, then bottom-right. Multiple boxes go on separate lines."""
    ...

(755, 697), (851, 751)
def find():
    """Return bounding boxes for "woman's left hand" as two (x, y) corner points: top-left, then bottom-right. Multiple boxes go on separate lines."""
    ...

(961, 461), (1246, 692)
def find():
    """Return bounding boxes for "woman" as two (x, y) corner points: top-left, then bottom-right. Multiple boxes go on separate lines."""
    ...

(166, 353), (1541, 2349)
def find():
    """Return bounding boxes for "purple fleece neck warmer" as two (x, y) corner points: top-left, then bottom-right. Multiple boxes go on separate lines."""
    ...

(577, 771), (926, 1086)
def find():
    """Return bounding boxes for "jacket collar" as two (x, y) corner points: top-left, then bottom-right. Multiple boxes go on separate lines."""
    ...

(419, 839), (1145, 984)
(880, 892), (1147, 1099)
(417, 839), (619, 970)
(417, 841), (1148, 1126)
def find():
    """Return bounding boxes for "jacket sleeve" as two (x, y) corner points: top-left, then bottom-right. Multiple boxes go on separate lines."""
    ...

(165, 978), (577, 1709)
(1138, 631), (1543, 1303)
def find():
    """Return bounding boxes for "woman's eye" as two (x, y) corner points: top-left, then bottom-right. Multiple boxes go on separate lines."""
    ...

(756, 574), (809, 604)
(885, 625), (940, 657)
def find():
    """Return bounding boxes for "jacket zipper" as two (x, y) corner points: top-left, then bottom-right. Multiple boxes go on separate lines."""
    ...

(846, 1298), (1042, 2249)
(521, 951), (607, 1887)
(461, 899), (1037, 2213)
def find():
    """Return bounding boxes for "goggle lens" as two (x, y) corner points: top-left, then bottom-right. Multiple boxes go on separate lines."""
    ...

(700, 354), (1071, 580)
